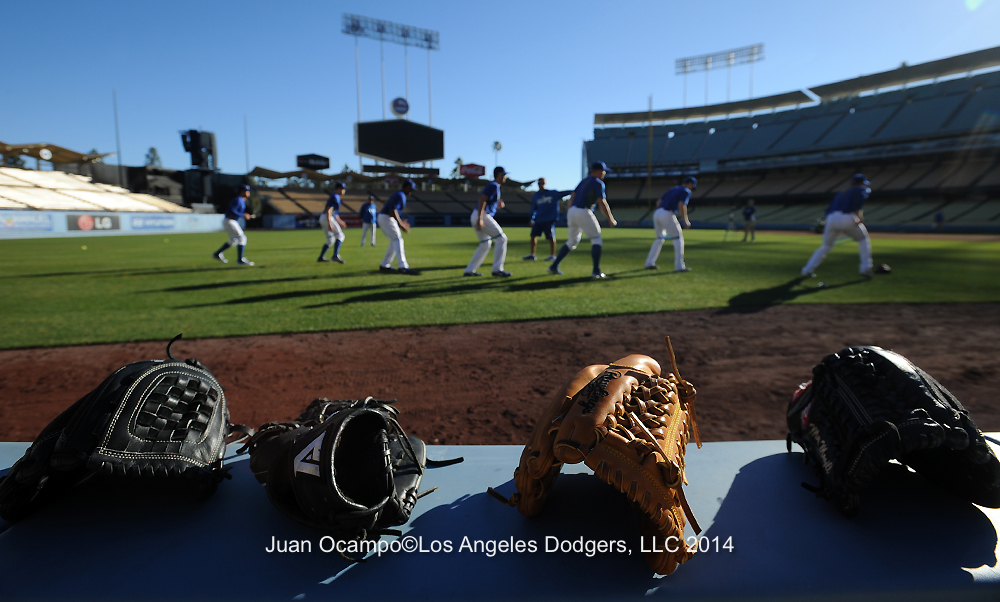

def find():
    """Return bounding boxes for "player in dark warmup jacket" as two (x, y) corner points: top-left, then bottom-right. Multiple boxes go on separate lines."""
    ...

(524, 177), (572, 261)
(548, 161), (617, 279)
(742, 199), (756, 242)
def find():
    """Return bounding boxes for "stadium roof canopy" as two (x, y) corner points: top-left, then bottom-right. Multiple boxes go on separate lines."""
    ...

(0, 141), (112, 164)
(595, 45), (1000, 126)
(594, 91), (813, 125)
(810, 45), (1000, 99)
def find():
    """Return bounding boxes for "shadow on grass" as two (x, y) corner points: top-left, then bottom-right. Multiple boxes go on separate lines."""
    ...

(155, 272), (357, 293)
(176, 264), (664, 309)
(717, 276), (867, 315)
(11, 266), (231, 279)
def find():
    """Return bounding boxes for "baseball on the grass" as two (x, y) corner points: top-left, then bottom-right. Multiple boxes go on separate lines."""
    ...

(817, 282), (827, 288)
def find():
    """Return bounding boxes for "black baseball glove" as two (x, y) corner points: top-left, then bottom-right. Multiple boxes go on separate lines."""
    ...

(243, 397), (461, 550)
(787, 345), (1000, 516)
(0, 335), (251, 522)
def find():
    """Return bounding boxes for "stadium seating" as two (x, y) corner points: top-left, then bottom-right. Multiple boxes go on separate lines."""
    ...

(586, 54), (1000, 232)
(0, 167), (186, 213)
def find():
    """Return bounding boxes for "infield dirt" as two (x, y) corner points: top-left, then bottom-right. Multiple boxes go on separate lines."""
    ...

(2, 302), (998, 444)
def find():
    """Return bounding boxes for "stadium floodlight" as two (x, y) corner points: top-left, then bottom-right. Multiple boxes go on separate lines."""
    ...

(341, 14), (439, 50)
(342, 14), (441, 170)
(676, 43), (765, 106)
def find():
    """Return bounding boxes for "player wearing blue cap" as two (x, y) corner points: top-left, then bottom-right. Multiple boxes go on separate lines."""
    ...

(644, 176), (696, 272)
(524, 177), (572, 261)
(359, 195), (378, 247)
(378, 179), (416, 275)
(464, 166), (511, 277)
(548, 161), (617, 279)
(212, 184), (254, 266)
(801, 174), (874, 278)
(317, 182), (348, 263)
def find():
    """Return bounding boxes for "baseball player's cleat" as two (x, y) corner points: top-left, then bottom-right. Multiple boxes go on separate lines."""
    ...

(645, 264), (659, 270)
(591, 272), (607, 279)
(379, 265), (396, 273)
(547, 266), (562, 275)
(522, 255), (536, 261)
(332, 256), (345, 264)
(800, 270), (817, 278)
(398, 267), (418, 275)
(213, 252), (228, 264)
(463, 271), (483, 277)
(492, 270), (512, 277)
(544, 255), (557, 261)
(861, 270), (874, 279)
(317, 257), (331, 262)
(675, 267), (691, 272)
(237, 259), (254, 266)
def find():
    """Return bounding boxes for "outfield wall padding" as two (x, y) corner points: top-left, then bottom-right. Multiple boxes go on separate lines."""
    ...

(0, 210), (225, 239)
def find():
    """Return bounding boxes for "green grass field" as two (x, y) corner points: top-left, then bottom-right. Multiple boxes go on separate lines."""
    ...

(2, 227), (998, 349)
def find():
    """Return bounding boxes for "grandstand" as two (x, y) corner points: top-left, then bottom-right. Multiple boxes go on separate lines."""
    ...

(257, 184), (534, 227)
(587, 46), (1000, 232)
(0, 167), (190, 213)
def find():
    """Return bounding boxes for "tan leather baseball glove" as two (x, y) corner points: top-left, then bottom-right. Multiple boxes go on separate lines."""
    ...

(489, 337), (702, 575)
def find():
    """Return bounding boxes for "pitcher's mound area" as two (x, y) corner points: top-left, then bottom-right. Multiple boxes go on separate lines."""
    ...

(2, 303), (998, 444)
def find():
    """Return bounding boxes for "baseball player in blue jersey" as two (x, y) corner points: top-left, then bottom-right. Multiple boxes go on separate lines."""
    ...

(378, 179), (416, 275)
(212, 184), (254, 266)
(644, 176), (695, 272)
(464, 166), (511, 277)
(801, 174), (874, 278)
(742, 199), (756, 242)
(524, 177), (572, 261)
(317, 181), (348, 263)
(548, 161), (617, 279)
(360, 195), (378, 247)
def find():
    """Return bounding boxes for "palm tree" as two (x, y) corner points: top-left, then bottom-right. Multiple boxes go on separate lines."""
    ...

(492, 141), (502, 169)
(451, 156), (463, 179)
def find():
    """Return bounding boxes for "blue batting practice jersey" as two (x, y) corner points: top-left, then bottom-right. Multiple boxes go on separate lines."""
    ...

(530, 189), (572, 222)
(360, 202), (377, 224)
(571, 176), (606, 211)
(480, 181), (502, 216)
(743, 205), (756, 220)
(658, 186), (691, 212)
(381, 190), (407, 215)
(324, 193), (341, 216)
(826, 186), (869, 215)
(225, 196), (246, 220)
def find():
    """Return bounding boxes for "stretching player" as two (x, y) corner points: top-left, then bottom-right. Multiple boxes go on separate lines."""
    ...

(645, 176), (695, 272)
(212, 184), (254, 266)
(464, 166), (511, 277)
(524, 177), (572, 261)
(378, 179), (416, 275)
(359, 195), (377, 247)
(548, 161), (617, 279)
(801, 174), (874, 278)
(318, 181), (347, 263)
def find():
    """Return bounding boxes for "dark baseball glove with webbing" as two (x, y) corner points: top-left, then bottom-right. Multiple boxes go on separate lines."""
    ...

(787, 345), (1000, 516)
(243, 397), (461, 553)
(0, 334), (251, 522)
(489, 338), (702, 575)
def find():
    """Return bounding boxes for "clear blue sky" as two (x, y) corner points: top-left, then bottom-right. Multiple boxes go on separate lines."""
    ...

(2, 0), (997, 190)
